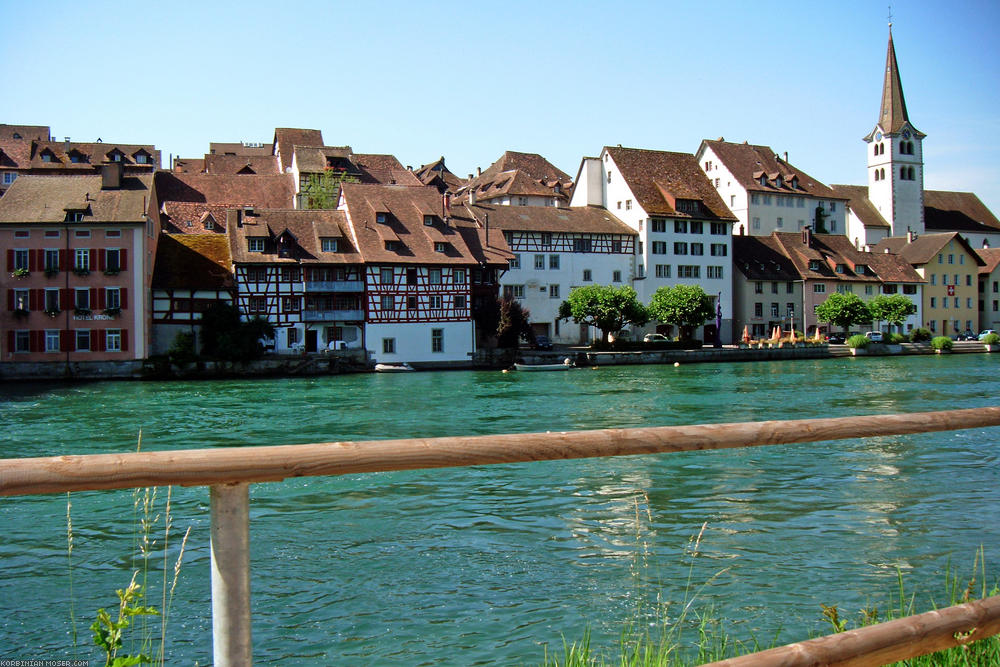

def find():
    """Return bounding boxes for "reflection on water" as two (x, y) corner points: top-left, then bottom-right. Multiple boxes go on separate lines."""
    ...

(1, 354), (999, 664)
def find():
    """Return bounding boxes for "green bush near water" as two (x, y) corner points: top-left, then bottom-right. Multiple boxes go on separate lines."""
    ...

(982, 333), (1000, 345)
(931, 336), (954, 351)
(910, 328), (933, 342)
(846, 334), (870, 349)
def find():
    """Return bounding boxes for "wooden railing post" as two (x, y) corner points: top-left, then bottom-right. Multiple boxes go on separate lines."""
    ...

(210, 483), (252, 666)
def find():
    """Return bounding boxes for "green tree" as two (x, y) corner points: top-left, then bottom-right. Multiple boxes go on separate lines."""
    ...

(557, 285), (648, 345)
(815, 292), (871, 332)
(866, 294), (917, 332)
(299, 170), (358, 209)
(496, 297), (533, 348)
(199, 302), (275, 361)
(647, 284), (716, 341)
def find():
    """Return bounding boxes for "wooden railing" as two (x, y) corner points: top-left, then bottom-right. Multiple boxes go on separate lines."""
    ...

(3, 406), (1000, 666)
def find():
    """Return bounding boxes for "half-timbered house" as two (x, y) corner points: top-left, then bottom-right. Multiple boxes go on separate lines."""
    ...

(340, 184), (511, 364)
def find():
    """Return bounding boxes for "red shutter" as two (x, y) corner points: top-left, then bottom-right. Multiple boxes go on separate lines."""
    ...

(6, 249), (13, 271)
(29, 330), (41, 352)
(97, 329), (106, 352)
(6, 289), (13, 311)
(121, 328), (129, 352)
(30, 289), (41, 311)
(7, 331), (13, 354)
(29, 250), (38, 272)
(120, 287), (128, 309)
(58, 249), (66, 270)
(120, 249), (128, 270)
(89, 248), (97, 269)
(61, 329), (73, 350)
(98, 288), (106, 310)
(61, 288), (73, 310)
(90, 329), (99, 350)
(98, 249), (106, 272)
(90, 288), (98, 309)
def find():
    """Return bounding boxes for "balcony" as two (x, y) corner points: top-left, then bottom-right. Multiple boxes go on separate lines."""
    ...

(302, 309), (364, 322)
(304, 280), (364, 293)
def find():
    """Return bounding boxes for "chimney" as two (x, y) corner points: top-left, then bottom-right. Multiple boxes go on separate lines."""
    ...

(783, 151), (788, 163)
(906, 227), (915, 243)
(442, 192), (451, 220)
(101, 162), (123, 189)
(477, 166), (482, 177)
(484, 212), (489, 247)
(469, 188), (476, 205)
(802, 225), (812, 247)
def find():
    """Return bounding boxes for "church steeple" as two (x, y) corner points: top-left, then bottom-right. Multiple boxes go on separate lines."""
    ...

(878, 28), (918, 135)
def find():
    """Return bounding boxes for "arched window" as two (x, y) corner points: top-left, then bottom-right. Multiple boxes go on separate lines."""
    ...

(874, 144), (879, 156)
(874, 170), (880, 181)
(880, 168), (885, 180)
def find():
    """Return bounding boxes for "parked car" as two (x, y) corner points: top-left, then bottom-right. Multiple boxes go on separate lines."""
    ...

(955, 332), (976, 341)
(532, 335), (553, 351)
(865, 331), (883, 342)
(827, 332), (846, 344)
(643, 333), (669, 343)
(978, 330), (997, 341)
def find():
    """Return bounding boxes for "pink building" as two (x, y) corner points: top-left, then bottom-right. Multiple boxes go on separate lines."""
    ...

(1, 165), (155, 365)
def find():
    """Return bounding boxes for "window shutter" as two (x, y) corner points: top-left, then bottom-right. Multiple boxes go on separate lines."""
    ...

(120, 249), (128, 270)
(61, 288), (73, 310)
(91, 288), (99, 309)
(6, 248), (13, 271)
(30, 289), (41, 311)
(90, 248), (97, 268)
(121, 329), (129, 352)
(30, 330), (41, 352)
(59, 249), (66, 270)
(99, 249), (106, 272)
(121, 288), (128, 309)
(7, 331), (13, 354)
(61, 329), (73, 350)
(97, 329), (106, 352)
(90, 330), (99, 350)
(6, 289), (13, 311)
(98, 288), (106, 310)
(29, 249), (38, 272)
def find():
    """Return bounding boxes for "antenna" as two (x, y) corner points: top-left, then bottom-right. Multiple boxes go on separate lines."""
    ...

(888, 3), (893, 28)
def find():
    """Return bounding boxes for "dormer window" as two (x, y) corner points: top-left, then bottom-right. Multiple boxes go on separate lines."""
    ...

(809, 260), (820, 271)
(247, 238), (265, 253)
(40, 149), (57, 163)
(855, 264), (868, 275)
(758, 174), (767, 186)
(835, 264), (846, 274)
(107, 149), (125, 163)
(775, 176), (783, 188)
(376, 212), (387, 224)
(790, 176), (799, 190)
(133, 150), (151, 164)
(385, 240), (400, 251)
(68, 150), (87, 164)
(434, 242), (448, 253)
(321, 238), (339, 252)
(424, 215), (435, 226)
(65, 211), (85, 222)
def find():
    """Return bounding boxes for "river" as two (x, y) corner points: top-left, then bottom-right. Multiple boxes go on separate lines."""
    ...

(1, 354), (998, 665)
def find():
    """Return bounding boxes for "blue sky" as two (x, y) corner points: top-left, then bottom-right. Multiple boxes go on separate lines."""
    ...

(3, 1), (998, 215)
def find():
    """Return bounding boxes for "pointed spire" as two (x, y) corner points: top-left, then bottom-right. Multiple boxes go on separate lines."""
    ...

(878, 28), (911, 133)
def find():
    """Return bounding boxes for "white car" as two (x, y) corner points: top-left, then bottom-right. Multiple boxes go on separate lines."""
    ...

(643, 333), (669, 343)
(979, 330), (997, 341)
(864, 331), (883, 342)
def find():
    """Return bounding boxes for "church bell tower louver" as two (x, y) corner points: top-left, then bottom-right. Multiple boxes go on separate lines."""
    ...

(863, 26), (926, 237)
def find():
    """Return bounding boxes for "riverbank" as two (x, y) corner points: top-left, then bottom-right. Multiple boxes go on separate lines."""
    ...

(0, 340), (994, 381)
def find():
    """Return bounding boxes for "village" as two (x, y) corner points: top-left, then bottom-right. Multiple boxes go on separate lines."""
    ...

(2, 32), (999, 376)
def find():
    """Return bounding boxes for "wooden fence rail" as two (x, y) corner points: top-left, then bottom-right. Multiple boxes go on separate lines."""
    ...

(2, 406), (999, 666)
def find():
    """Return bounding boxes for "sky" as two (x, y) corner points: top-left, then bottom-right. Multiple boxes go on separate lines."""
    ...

(3, 0), (999, 215)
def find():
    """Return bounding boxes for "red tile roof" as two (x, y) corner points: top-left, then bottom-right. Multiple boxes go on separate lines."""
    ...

(873, 232), (987, 267)
(828, 184), (890, 230)
(273, 128), (324, 171)
(976, 248), (1000, 275)
(466, 203), (636, 236)
(701, 140), (844, 200)
(454, 151), (572, 204)
(0, 173), (152, 223)
(152, 234), (233, 290)
(228, 209), (362, 266)
(924, 190), (1000, 233)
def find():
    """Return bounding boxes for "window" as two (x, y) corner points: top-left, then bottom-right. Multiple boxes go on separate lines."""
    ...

(573, 238), (592, 253)
(429, 295), (442, 309)
(321, 238), (339, 252)
(752, 217), (761, 230)
(504, 285), (525, 299)
(12, 288), (28, 311)
(376, 212), (387, 223)
(651, 219), (667, 233)
(406, 268), (418, 285)
(583, 269), (592, 281)
(903, 284), (917, 295)
(74, 230), (90, 238)
(540, 233), (552, 247)
(690, 221), (703, 234)
(966, 275), (972, 287)
(106, 329), (122, 352)
(76, 330), (91, 352)
(282, 296), (301, 313)
(45, 289), (59, 312)
(14, 330), (29, 353)
(755, 282), (764, 294)
(434, 242), (447, 253)
(46, 330), (60, 352)
(75, 288), (90, 311)
(651, 241), (668, 254)
(518, 197), (528, 206)
(454, 295), (467, 309)
(751, 194), (760, 205)
(814, 283), (826, 293)
(105, 287), (121, 310)
(534, 255), (545, 270)
(247, 238), (265, 253)
(381, 268), (394, 284)
(677, 265), (699, 278)
(786, 282), (794, 294)
(431, 329), (444, 352)
(509, 254), (520, 270)
(771, 303), (780, 317)
(380, 295), (395, 311)
(673, 242), (688, 255)
(281, 267), (300, 282)
(835, 264), (845, 274)
(549, 255), (559, 270)
(611, 240), (622, 253)
(865, 285), (873, 295)
(453, 269), (466, 284)
(617, 201), (621, 210)
(383, 338), (395, 354)
(424, 215), (435, 226)
(930, 297), (937, 308)
(882, 284), (898, 294)
(12, 248), (32, 272)
(690, 243), (704, 256)
(429, 268), (442, 284)
(46, 230), (61, 238)
(930, 274), (937, 285)
(776, 217), (783, 228)
(710, 222), (726, 235)
(754, 302), (763, 317)
(710, 243), (727, 256)
(967, 298), (973, 309)
(955, 297), (960, 308)
(948, 254), (954, 264)
(655, 264), (671, 278)
(3, 172), (17, 185)
(103, 248), (120, 272)
(625, 200), (632, 210)
(771, 282), (779, 294)
(249, 296), (267, 313)
(674, 220), (688, 233)
(549, 284), (560, 299)
(959, 255), (965, 265)
(707, 266), (724, 279)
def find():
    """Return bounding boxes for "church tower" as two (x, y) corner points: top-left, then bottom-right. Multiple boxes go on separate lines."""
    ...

(863, 27), (926, 237)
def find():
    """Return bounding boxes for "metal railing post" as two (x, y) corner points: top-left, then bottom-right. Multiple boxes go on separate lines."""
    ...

(210, 483), (252, 666)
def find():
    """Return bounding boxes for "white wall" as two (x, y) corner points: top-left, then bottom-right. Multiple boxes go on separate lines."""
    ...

(366, 321), (473, 363)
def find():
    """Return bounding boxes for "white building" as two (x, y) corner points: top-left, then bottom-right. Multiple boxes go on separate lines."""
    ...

(571, 146), (737, 342)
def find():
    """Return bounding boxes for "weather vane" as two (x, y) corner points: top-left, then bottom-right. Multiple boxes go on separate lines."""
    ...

(888, 4), (893, 28)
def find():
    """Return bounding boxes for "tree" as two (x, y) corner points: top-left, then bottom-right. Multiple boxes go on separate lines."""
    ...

(299, 170), (358, 209)
(199, 302), (275, 361)
(496, 297), (533, 348)
(647, 285), (716, 341)
(558, 285), (648, 345)
(866, 294), (917, 332)
(815, 292), (871, 332)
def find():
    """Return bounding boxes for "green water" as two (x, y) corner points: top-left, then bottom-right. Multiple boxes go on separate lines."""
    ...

(1, 354), (999, 664)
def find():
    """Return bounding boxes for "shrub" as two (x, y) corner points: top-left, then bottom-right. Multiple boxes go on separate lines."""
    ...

(846, 334), (870, 349)
(909, 327), (932, 342)
(886, 332), (906, 344)
(982, 333), (1000, 345)
(931, 336), (953, 351)
(168, 331), (197, 364)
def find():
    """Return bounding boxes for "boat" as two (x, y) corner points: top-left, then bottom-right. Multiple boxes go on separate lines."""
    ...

(513, 359), (574, 371)
(375, 362), (415, 372)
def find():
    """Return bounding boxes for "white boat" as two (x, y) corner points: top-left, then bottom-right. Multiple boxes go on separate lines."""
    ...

(513, 359), (573, 371)
(375, 362), (415, 372)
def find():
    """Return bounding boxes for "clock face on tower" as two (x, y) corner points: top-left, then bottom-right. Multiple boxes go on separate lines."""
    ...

(902, 130), (911, 139)
(875, 131), (883, 141)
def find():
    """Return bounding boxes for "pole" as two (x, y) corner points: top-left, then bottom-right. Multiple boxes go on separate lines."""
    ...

(211, 483), (253, 666)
